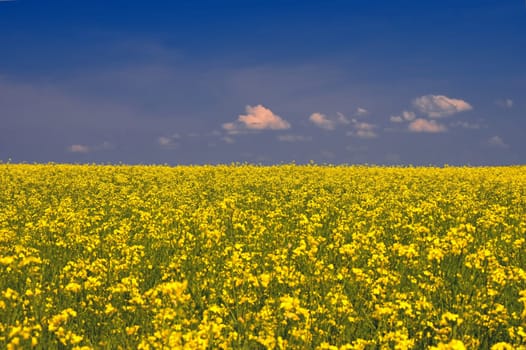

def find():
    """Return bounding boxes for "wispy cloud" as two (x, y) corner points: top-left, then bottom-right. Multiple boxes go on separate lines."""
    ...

(0, 76), (143, 134)
(311, 110), (377, 138)
(336, 112), (350, 125)
(222, 136), (235, 144)
(68, 142), (113, 153)
(68, 144), (90, 153)
(496, 98), (513, 108)
(355, 107), (368, 116)
(390, 110), (415, 123)
(347, 121), (377, 138)
(158, 134), (180, 149)
(221, 122), (240, 134)
(413, 95), (472, 118)
(408, 118), (447, 133)
(450, 121), (481, 129)
(223, 105), (290, 134)
(488, 136), (509, 148)
(390, 95), (472, 134)
(277, 134), (312, 142)
(309, 112), (335, 130)
(310, 109), (368, 131)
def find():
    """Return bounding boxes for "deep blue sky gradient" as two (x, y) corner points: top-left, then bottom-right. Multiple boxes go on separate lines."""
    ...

(1, 0), (525, 165)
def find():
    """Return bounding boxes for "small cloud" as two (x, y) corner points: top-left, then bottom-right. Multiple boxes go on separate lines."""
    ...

(390, 110), (415, 123)
(309, 112), (335, 130)
(488, 136), (508, 148)
(408, 118), (447, 133)
(355, 130), (377, 139)
(68, 141), (113, 153)
(158, 135), (179, 149)
(222, 136), (235, 144)
(450, 121), (481, 129)
(310, 111), (377, 138)
(401, 110), (416, 121)
(277, 134), (312, 142)
(310, 111), (358, 130)
(68, 144), (90, 153)
(336, 112), (350, 124)
(347, 121), (377, 138)
(413, 95), (472, 118)
(496, 98), (513, 108)
(355, 107), (368, 116)
(97, 141), (114, 151)
(223, 104), (290, 133)
(222, 122), (240, 134)
(354, 122), (377, 138)
(158, 137), (171, 146)
(239, 105), (290, 130)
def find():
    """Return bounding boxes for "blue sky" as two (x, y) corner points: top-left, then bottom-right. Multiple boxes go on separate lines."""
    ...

(1, 0), (525, 165)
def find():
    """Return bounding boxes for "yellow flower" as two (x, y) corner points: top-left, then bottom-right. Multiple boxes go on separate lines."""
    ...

(104, 303), (117, 315)
(65, 282), (82, 293)
(259, 273), (271, 288)
(126, 325), (140, 335)
(430, 339), (466, 350)
(491, 342), (515, 350)
(0, 256), (15, 265)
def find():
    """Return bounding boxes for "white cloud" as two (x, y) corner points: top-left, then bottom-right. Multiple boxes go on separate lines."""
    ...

(98, 141), (114, 150)
(310, 111), (365, 130)
(496, 98), (513, 108)
(68, 141), (113, 153)
(355, 130), (377, 139)
(223, 105), (290, 133)
(347, 121), (377, 139)
(158, 136), (177, 149)
(408, 118), (447, 133)
(336, 112), (350, 125)
(277, 134), (312, 142)
(402, 110), (416, 121)
(222, 136), (235, 144)
(354, 122), (377, 138)
(309, 112), (335, 130)
(450, 121), (481, 129)
(413, 95), (472, 118)
(158, 133), (180, 149)
(390, 110), (415, 123)
(238, 105), (290, 130)
(221, 122), (240, 134)
(488, 136), (508, 148)
(158, 136), (172, 146)
(311, 111), (377, 138)
(68, 144), (90, 153)
(355, 107), (368, 116)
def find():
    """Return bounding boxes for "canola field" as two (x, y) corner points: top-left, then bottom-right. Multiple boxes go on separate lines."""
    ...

(1, 164), (526, 350)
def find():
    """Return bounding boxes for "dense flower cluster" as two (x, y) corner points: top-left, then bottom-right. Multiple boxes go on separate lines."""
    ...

(1, 164), (525, 349)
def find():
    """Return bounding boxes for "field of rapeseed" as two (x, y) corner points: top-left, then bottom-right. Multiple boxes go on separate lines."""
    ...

(1, 164), (526, 349)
